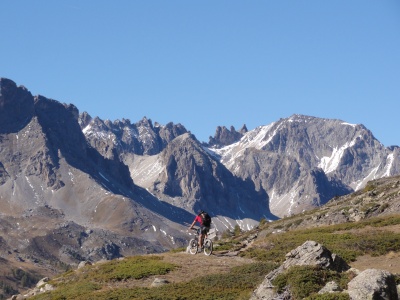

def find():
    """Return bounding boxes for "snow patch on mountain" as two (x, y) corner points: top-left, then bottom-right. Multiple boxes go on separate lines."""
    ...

(83, 124), (117, 144)
(241, 123), (277, 150)
(352, 165), (381, 190)
(288, 114), (316, 123)
(82, 124), (92, 134)
(318, 137), (360, 174)
(123, 125), (139, 139)
(129, 155), (164, 188)
(210, 123), (277, 169)
(383, 153), (394, 177)
(342, 122), (357, 127)
(269, 188), (297, 216)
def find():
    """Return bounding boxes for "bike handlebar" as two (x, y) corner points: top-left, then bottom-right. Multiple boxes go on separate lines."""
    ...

(188, 227), (201, 234)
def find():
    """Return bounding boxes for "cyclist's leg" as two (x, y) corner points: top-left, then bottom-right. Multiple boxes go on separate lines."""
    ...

(199, 226), (207, 248)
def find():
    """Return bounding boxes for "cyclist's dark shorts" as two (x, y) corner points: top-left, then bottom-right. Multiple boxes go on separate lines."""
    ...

(200, 226), (210, 234)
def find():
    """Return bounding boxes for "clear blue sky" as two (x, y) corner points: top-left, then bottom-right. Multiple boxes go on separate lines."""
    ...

(1, 1), (399, 146)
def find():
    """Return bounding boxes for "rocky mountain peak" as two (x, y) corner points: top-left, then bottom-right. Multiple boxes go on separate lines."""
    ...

(0, 78), (35, 133)
(239, 124), (248, 134)
(210, 114), (399, 217)
(78, 111), (92, 128)
(206, 124), (247, 148)
(137, 116), (153, 128)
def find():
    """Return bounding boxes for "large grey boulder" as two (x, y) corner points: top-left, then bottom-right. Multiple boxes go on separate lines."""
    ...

(347, 269), (398, 300)
(250, 241), (349, 299)
(281, 240), (349, 273)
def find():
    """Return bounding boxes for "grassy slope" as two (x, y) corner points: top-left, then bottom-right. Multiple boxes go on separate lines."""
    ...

(20, 175), (400, 299)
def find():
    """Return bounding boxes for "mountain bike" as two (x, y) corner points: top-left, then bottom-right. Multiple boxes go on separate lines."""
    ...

(188, 227), (213, 256)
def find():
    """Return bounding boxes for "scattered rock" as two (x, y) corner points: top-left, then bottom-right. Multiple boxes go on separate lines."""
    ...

(151, 278), (169, 287)
(36, 277), (49, 288)
(40, 283), (54, 293)
(318, 281), (341, 294)
(77, 260), (92, 269)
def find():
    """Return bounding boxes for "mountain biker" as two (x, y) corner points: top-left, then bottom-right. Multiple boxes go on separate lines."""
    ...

(189, 210), (211, 250)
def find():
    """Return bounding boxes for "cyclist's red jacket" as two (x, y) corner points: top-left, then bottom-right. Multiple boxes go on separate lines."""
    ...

(194, 215), (203, 225)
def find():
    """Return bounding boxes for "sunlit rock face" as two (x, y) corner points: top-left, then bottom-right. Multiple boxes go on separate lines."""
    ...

(209, 114), (399, 217)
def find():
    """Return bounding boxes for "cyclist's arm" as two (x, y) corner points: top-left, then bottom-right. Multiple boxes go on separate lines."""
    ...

(189, 219), (196, 229)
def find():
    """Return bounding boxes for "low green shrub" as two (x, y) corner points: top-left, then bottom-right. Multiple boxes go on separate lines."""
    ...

(213, 240), (241, 251)
(241, 215), (400, 264)
(168, 247), (186, 253)
(34, 281), (101, 300)
(33, 262), (277, 300)
(90, 256), (176, 282)
(31, 256), (176, 300)
(99, 262), (277, 300)
(363, 182), (375, 192)
(272, 266), (349, 300)
(305, 293), (350, 300)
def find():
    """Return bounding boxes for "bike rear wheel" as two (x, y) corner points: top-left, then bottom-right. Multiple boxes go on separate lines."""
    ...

(188, 239), (198, 255)
(203, 238), (213, 256)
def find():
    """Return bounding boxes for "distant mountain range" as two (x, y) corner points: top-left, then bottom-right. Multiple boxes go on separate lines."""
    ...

(209, 114), (399, 216)
(0, 77), (399, 274)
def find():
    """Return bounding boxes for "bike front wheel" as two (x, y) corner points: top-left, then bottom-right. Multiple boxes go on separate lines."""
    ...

(203, 238), (213, 256)
(188, 239), (198, 255)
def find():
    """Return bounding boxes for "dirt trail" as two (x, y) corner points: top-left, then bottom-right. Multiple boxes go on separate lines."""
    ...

(111, 251), (255, 289)
(350, 252), (400, 275)
(156, 251), (254, 283)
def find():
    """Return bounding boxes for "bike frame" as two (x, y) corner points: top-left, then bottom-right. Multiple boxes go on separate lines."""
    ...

(188, 227), (213, 255)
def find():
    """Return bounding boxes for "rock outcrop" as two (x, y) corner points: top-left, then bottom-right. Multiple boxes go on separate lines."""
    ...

(79, 114), (188, 157)
(251, 240), (350, 299)
(206, 124), (247, 148)
(251, 241), (399, 299)
(9, 277), (54, 300)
